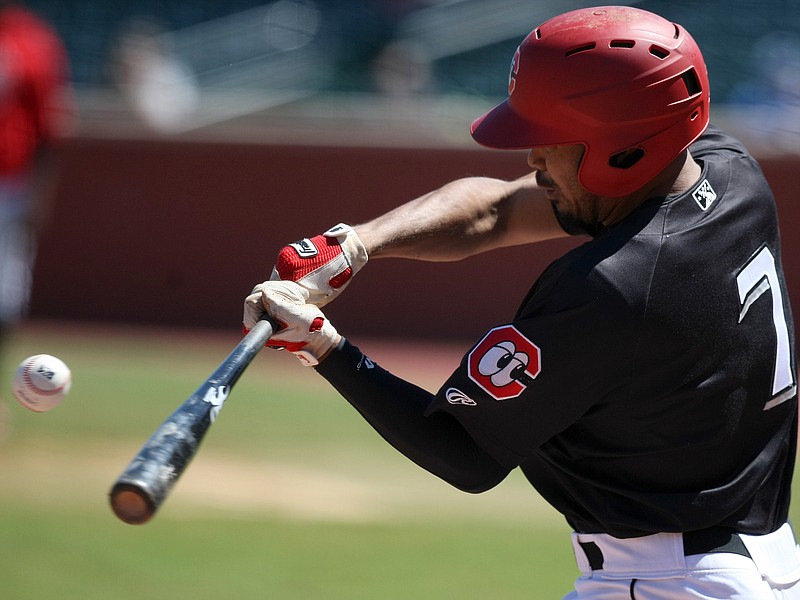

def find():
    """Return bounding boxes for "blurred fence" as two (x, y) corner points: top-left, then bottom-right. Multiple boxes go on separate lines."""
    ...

(28, 131), (800, 342)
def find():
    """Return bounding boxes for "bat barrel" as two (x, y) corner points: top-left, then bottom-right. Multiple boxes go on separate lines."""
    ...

(110, 483), (157, 525)
(109, 319), (274, 524)
(109, 395), (211, 523)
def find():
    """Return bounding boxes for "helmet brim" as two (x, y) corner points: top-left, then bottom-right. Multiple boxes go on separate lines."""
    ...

(471, 99), (573, 151)
(470, 100), (538, 150)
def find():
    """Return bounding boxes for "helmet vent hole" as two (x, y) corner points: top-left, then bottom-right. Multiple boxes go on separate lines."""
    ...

(681, 68), (702, 97)
(534, 28), (542, 40)
(565, 42), (596, 57)
(610, 40), (635, 49)
(649, 45), (670, 59)
(609, 148), (645, 170)
(672, 24), (680, 39)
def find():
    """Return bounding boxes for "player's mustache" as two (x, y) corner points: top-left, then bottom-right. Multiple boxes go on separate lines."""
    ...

(535, 170), (555, 190)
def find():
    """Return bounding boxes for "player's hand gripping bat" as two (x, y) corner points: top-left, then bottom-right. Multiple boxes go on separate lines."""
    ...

(109, 318), (275, 524)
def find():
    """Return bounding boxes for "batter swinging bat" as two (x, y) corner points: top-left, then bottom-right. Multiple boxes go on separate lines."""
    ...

(109, 318), (275, 525)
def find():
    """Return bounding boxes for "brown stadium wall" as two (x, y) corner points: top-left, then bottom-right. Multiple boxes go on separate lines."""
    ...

(29, 137), (800, 343)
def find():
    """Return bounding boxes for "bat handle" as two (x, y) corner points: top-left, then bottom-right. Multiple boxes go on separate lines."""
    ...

(246, 316), (277, 348)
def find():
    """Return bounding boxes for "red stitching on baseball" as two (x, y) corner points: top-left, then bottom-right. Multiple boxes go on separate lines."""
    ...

(22, 361), (69, 396)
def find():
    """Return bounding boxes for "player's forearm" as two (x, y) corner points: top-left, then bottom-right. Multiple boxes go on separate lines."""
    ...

(316, 339), (511, 493)
(354, 174), (568, 262)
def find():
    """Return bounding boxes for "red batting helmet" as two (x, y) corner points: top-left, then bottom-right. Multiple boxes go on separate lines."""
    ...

(470, 6), (710, 197)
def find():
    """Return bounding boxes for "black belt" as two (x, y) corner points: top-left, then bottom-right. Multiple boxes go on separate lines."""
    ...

(578, 527), (751, 571)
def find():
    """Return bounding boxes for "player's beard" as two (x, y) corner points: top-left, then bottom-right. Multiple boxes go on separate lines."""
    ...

(551, 203), (592, 236)
(536, 171), (604, 237)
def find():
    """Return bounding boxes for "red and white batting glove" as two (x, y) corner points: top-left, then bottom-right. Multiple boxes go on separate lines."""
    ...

(243, 280), (341, 367)
(270, 223), (368, 307)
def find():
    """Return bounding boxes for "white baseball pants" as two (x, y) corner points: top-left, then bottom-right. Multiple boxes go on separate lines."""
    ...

(563, 522), (800, 599)
(0, 179), (35, 326)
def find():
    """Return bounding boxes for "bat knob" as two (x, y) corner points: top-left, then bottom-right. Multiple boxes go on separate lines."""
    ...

(110, 484), (156, 525)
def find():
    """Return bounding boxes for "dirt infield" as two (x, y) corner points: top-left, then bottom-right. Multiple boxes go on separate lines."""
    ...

(0, 432), (560, 525)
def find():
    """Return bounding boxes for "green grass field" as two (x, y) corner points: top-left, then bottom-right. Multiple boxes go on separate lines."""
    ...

(0, 321), (575, 600)
(1, 321), (798, 599)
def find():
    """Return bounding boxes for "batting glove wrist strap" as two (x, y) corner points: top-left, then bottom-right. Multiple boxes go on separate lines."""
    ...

(244, 280), (341, 367)
(271, 223), (368, 307)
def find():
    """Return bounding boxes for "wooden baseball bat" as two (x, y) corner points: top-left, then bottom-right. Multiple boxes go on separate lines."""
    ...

(109, 319), (274, 524)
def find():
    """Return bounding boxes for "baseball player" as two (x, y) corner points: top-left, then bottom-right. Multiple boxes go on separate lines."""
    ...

(243, 6), (800, 599)
(0, 2), (72, 429)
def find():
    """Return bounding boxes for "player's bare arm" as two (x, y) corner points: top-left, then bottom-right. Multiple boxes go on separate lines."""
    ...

(270, 172), (568, 306)
(355, 172), (568, 262)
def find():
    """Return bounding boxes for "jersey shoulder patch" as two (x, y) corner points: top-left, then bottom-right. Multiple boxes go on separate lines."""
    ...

(467, 325), (541, 401)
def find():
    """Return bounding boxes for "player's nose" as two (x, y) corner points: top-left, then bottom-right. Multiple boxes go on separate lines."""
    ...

(527, 148), (547, 171)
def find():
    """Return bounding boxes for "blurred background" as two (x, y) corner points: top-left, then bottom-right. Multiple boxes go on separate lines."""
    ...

(21, 0), (800, 142)
(1, 2), (799, 598)
(25, 0), (800, 144)
(11, 0), (800, 342)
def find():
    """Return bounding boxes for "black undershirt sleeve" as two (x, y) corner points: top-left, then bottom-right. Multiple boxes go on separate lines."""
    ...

(314, 339), (511, 493)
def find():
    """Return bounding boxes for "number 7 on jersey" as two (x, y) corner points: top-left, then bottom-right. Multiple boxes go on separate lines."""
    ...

(737, 245), (796, 410)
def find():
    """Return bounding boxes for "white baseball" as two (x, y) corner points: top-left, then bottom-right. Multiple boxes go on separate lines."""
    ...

(12, 354), (72, 412)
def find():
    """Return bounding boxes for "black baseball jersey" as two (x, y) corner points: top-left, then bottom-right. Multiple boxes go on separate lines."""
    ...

(317, 126), (797, 539)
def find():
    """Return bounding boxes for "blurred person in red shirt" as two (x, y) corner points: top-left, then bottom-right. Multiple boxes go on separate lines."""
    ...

(0, 1), (74, 411)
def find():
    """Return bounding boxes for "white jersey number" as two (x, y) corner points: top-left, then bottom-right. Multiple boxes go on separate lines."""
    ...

(737, 246), (796, 410)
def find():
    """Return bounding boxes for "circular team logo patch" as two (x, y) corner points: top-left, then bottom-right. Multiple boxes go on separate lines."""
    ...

(468, 325), (540, 401)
